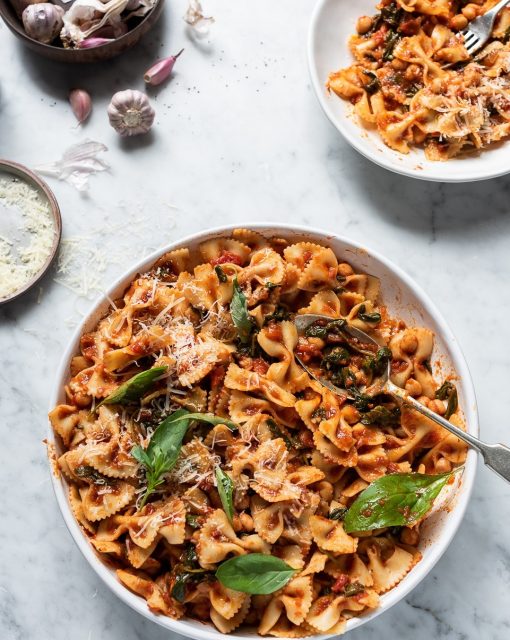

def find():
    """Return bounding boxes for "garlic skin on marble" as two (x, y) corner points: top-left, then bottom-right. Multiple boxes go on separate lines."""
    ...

(107, 90), (155, 136)
(22, 3), (64, 44)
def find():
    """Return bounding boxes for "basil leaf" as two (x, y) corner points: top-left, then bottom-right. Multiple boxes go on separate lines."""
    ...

(344, 471), (454, 533)
(178, 412), (238, 432)
(344, 581), (365, 597)
(171, 574), (189, 602)
(186, 514), (200, 528)
(216, 554), (295, 595)
(215, 467), (234, 523)
(98, 366), (167, 408)
(231, 277), (253, 344)
(435, 381), (458, 419)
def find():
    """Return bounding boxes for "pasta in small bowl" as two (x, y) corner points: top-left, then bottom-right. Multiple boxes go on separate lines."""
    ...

(308, 0), (510, 181)
(48, 224), (478, 638)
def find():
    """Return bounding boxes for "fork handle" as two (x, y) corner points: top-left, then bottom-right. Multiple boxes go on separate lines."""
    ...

(388, 382), (510, 483)
(483, 0), (510, 23)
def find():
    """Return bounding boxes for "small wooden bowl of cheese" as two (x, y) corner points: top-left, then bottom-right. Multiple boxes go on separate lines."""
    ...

(0, 159), (62, 305)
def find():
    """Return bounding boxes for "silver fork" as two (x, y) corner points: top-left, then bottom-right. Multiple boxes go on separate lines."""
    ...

(461, 0), (510, 56)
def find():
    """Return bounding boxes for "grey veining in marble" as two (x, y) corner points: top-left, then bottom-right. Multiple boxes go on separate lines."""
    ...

(1, 1), (510, 639)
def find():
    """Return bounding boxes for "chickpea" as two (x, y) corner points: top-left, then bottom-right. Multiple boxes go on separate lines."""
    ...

(400, 333), (418, 354)
(239, 512), (254, 532)
(391, 58), (407, 70)
(450, 14), (468, 30)
(428, 399), (446, 415)
(338, 262), (354, 277)
(316, 481), (334, 502)
(436, 457), (452, 473)
(405, 378), (422, 397)
(356, 15), (373, 35)
(232, 514), (243, 532)
(429, 78), (444, 94)
(405, 64), (422, 82)
(343, 405), (360, 425)
(307, 336), (325, 350)
(400, 527), (420, 546)
(417, 395), (431, 408)
(462, 4), (479, 20)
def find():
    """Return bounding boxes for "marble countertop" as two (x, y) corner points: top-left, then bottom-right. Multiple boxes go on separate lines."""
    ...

(1, 1), (510, 638)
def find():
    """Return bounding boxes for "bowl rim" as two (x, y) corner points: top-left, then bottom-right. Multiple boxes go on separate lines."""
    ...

(0, 0), (162, 55)
(47, 222), (478, 639)
(307, 0), (510, 183)
(0, 159), (62, 305)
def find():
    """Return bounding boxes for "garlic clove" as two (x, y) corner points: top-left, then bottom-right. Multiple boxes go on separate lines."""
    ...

(10, 0), (45, 20)
(144, 48), (184, 87)
(77, 37), (114, 49)
(22, 3), (64, 44)
(107, 90), (155, 137)
(69, 89), (92, 124)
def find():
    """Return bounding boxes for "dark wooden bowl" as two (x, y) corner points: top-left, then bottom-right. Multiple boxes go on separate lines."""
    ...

(0, 0), (164, 63)
(0, 159), (62, 305)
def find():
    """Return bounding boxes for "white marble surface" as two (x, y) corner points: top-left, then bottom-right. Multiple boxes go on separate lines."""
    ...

(1, 1), (510, 638)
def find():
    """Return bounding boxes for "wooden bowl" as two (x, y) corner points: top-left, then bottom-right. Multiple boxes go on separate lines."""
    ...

(0, 159), (62, 305)
(0, 0), (164, 63)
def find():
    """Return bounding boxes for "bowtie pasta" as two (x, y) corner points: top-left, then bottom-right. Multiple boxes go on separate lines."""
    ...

(328, 0), (510, 160)
(49, 229), (467, 636)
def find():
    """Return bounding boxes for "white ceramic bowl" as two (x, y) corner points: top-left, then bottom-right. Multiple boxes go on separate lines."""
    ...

(49, 223), (478, 639)
(308, 0), (510, 182)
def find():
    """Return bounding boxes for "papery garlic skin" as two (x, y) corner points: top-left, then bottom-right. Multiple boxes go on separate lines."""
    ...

(11, 0), (45, 20)
(22, 3), (64, 44)
(107, 90), (155, 136)
(69, 89), (92, 124)
(77, 37), (114, 49)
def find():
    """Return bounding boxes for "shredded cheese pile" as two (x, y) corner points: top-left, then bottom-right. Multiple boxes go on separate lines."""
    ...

(0, 176), (55, 300)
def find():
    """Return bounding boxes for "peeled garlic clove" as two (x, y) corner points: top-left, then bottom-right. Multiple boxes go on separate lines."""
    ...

(22, 3), (64, 44)
(69, 89), (92, 124)
(144, 48), (184, 86)
(107, 90), (155, 137)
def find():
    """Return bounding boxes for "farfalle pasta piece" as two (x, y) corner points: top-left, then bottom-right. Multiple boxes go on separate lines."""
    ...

(211, 596), (251, 633)
(298, 247), (338, 292)
(200, 238), (251, 265)
(257, 321), (309, 392)
(232, 228), (270, 250)
(69, 484), (96, 534)
(251, 495), (285, 543)
(126, 537), (159, 569)
(117, 569), (184, 617)
(367, 544), (417, 594)
(49, 404), (83, 446)
(310, 515), (358, 554)
(225, 363), (296, 407)
(210, 581), (249, 620)
(306, 590), (379, 632)
(79, 481), (135, 522)
(259, 575), (313, 634)
(238, 248), (286, 306)
(298, 291), (340, 317)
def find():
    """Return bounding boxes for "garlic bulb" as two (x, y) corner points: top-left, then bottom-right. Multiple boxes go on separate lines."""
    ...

(22, 3), (64, 44)
(107, 90), (155, 137)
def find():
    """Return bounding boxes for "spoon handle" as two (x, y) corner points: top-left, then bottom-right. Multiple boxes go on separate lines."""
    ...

(389, 382), (510, 483)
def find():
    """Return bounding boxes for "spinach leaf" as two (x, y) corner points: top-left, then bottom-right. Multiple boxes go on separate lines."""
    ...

(363, 71), (381, 95)
(304, 318), (346, 339)
(97, 366), (167, 408)
(74, 465), (108, 485)
(435, 381), (458, 420)
(264, 305), (292, 324)
(215, 466), (234, 523)
(171, 544), (209, 602)
(185, 514), (200, 528)
(231, 277), (253, 344)
(265, 282), (280, 290)
(329, 507), (348, 521)
(382, 30), (401, 62)
(343, 471), (455, 533)
(216, 554), (296, 595)
(360, 405), (401, 427)
(344, 581), (365, 597)
(322, 347), (350, 369)
(266, 418), (302, 451)
(357, 304), (382, 324)
(362, 346), (392, 376)
(214, 265), (228, 283)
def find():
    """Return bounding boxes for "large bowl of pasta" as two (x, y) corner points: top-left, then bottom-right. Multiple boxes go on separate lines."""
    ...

(48, 223), (478, 638)
(308, 0), (510, 182)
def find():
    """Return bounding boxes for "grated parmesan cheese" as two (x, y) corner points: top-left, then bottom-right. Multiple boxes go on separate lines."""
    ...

(0, 176), (56, 299)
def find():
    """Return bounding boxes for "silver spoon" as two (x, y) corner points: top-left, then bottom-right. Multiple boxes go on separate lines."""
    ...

(294, 313), (510, 483)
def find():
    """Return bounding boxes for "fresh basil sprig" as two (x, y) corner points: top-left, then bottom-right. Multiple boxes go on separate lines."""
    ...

(216, 554), (295, 595)
(230, 277), (254, 344)
(215, 467), (234, 523)
(97, 366), (167, 409)
(132, 408), (190, 507)
(435, 381), (458, 420)
(343, 471), (458, 533)
(132, 409), (238, 507)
